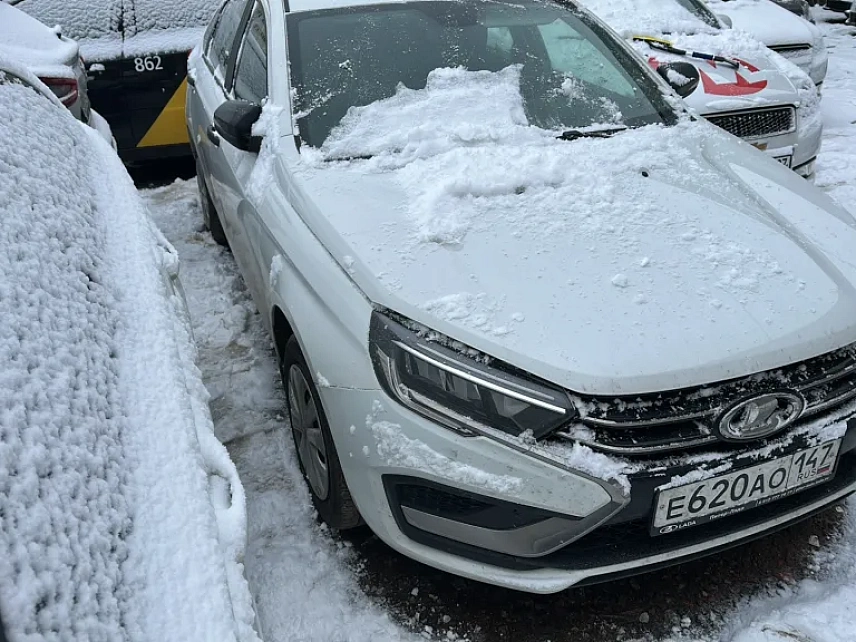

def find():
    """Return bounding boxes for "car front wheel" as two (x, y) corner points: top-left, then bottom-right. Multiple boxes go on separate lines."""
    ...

(281, 336), (362, 530)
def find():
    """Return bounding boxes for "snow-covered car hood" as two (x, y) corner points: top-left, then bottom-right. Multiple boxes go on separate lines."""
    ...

(575, 0), (802, 112)
(0, 2), (80, 76)
(286, 70), (856, 396)
(709, 0), (820, 47)
(646, 50), (799, 114)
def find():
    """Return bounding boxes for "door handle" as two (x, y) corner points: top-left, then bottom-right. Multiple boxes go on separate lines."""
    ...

(206, 125), (220, 147)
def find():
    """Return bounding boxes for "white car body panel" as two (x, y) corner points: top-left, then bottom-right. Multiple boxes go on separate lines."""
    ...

(289, 134), (856, 396)
(186, 0), (856, 592)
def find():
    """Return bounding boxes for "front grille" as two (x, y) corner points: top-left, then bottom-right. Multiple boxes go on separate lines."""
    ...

(556, 343), (856, 456)
(705, 106), (796, 140)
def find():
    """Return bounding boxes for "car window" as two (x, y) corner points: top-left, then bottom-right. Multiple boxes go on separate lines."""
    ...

(232, 1), (267, 103)
(538, 20), (636, 97)
(207, 0), (250, 79)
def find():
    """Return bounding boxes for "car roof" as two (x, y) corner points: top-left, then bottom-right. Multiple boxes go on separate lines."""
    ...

(13, 0), (221, 42)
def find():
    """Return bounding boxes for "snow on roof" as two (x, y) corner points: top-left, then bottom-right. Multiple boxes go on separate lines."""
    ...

(0, 66), (257, 642)
(576, 0), (720, 37)
(0, 3), (79, 75)
(15, 0), (220, 60)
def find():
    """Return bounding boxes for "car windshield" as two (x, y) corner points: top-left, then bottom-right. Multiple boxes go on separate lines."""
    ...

(287, 0), (680, 149)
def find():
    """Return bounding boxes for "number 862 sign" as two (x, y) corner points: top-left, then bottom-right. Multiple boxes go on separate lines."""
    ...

(133, 56), (164, 72)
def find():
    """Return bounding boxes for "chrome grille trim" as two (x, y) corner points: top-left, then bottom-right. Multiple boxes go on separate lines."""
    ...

(557, 432), (719, 456)
(582, 410), (712, 429)
(705, 106), (796, 140)
(556, 344), (856, 457)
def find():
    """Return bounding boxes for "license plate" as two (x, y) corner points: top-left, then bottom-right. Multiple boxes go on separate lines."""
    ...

(652, 440), (841, 536)
(774, 155), (793, 168)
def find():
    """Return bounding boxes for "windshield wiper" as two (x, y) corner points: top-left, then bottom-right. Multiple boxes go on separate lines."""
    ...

(557, 127), (626, 141)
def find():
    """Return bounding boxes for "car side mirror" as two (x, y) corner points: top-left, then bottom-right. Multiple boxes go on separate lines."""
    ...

(655, 62), (701, 98)
(716, 13), (733, 28)
(214, 100), (263, 153)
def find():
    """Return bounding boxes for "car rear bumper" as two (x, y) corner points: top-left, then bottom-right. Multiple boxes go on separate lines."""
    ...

(321, 383), (856, 593)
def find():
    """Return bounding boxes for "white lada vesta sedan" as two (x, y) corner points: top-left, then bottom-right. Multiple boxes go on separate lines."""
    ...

(187, 0), (856, 593)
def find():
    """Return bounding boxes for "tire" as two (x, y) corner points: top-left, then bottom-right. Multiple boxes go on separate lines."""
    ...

(196, 165), (229, 247)
(281, 336), (362, 530)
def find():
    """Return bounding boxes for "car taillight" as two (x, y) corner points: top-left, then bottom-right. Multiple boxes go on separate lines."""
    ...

(39, 77), (79, 107)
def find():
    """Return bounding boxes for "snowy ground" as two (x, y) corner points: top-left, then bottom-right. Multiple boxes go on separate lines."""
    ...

(141, 11), (856, 642)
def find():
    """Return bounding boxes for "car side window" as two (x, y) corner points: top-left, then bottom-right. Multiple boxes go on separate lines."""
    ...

(232, 2), (268, 104)
(203, 3), (225, 55)
(207, 0), (250, 80)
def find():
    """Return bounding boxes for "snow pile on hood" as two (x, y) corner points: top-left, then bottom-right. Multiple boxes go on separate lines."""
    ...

(0, 72), (257, 642)
(311, 66), (720, 249)
(320, 66), (536, 163)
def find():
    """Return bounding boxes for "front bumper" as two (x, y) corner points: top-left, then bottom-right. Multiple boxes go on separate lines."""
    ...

(322, 385), (856, 593)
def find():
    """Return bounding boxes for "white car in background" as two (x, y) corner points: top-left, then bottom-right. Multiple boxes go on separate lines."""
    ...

(0, 2), (114, 143)
(709, 0), (828, 88)
(188, 0), (856, 593)
(581, 0), (822, 179)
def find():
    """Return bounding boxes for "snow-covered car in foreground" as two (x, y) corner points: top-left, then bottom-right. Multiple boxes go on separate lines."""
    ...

(0, 56), (258, 641)
(0, 1), (113, 144)
(710, 0), (828, 88)
(580, 0), (822, 179)
(188, 0), (856, 593)
(11, 0), (220, 162)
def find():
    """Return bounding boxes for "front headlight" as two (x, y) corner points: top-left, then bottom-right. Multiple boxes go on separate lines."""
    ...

(370, 312), (575, 439)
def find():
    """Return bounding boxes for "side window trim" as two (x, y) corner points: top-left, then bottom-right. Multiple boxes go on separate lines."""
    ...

(203, 0), (253, 94)
(224, 0), (258, 93)
(202, 1), (225, 58)
(229, 0), (269, 102)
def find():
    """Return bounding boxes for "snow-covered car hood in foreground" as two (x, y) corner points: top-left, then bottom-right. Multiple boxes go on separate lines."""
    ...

(0, 62), (257, 642)
(0, 2), (80, 77)
(286, 67), (856, 397)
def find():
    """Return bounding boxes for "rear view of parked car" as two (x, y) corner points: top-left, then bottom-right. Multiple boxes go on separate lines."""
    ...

(188, 0), (856, 594)
(0, 2), (90, 119)
(12, 0), (221, 162)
